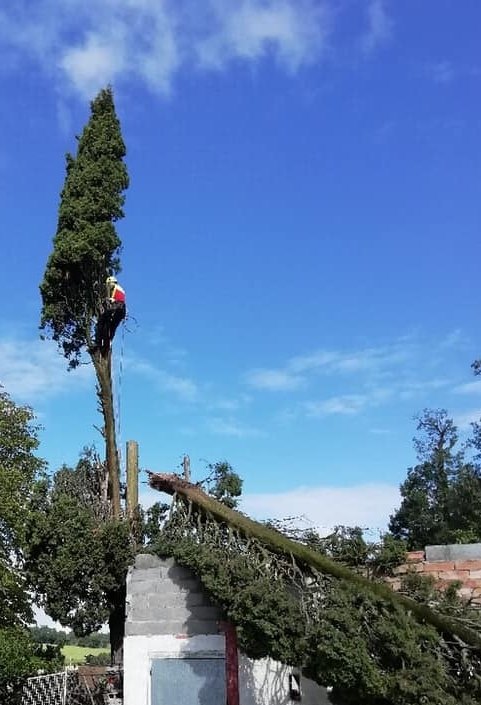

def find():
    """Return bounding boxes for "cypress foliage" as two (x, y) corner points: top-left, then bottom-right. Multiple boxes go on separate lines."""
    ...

(40, 86), (128, 367)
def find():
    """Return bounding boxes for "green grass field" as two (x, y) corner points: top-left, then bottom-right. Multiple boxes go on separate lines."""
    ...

(61, 645), (110, 664)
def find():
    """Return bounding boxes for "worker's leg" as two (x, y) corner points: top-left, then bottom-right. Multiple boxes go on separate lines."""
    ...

(93, 311), (107, 353)
(109, 304), (126, 343)
(100, 310), (115, 356)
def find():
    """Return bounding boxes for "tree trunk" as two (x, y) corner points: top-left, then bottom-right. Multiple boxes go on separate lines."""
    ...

(93, 353), (121, 518)
(109, 587), (126, 665)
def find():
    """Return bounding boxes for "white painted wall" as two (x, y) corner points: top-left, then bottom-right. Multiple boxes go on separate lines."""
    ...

(124, 634), (224, 705)
(238, 655), (333, 705)
(124, 634), (332, 705)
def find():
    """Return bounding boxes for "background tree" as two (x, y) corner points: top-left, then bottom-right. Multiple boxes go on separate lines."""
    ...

(40, 86), (129, 519)
(202, 460), (243, 509)
(389, 409), (465, 548)
(0, 389), (63, 702)
(389, 409), (481, 548)
(24, 450), (133, 663)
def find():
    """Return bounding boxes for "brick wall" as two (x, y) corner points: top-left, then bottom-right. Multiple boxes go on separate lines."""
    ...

(385, 545), (481, 605)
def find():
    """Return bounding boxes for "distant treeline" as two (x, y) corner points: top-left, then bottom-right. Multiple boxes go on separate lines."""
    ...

(30, 626), (109, 649)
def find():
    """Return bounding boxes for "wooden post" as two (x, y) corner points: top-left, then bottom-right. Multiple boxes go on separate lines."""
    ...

(182, 454), (191, 482)
(126, 440), (139, 521)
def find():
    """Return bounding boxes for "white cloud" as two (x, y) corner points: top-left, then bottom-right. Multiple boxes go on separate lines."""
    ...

(360, 0), (392, 54)
(142, 478), (400, 532)
(453, 409), (481, 430)
(454, 380), (481, 395)
(439, 328), (468, 349)
(304, 394), (368, 417)
(245, 368), (304, 391)
(241, 483), (400, 530)
(196, 0), (328, 72)
(0, 0), (332, 98)
(59, 33), (126, 98)
(248, 343), (413, 389)
(425, 61), (455, 85)
(125, 356), (198, 401)
(0, 338), (92, 402)
(207, 416), (262, 438)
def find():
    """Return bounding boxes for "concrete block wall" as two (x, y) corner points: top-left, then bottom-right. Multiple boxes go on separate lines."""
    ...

(125, 554), (223, 637)
(385, 544), (481, 605)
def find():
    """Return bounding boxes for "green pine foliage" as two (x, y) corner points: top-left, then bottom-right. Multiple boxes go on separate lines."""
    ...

(40, 86), (128, 367)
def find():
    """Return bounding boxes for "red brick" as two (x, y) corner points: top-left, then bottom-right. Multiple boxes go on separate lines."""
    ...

(454, 560), (481, 571)
(406, 550), (425, 563)
(469, 570), (481, 580)
(438, 570), (469, 582)
(423, 561), (454, 572)
(385, 578), (401, 591)
(394, 563), (424, 575)
(464, 579), (481, 590)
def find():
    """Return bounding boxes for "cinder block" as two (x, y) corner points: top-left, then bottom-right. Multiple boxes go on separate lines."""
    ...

(126, 620), (221, 637)
(136, 605), (221, 624)
(148, 592), (211, 610)
(134, 554), (163, 569)
(130, 568), (162, 583)
(426, 544), (481, 562)
(128, 579), (162, 595)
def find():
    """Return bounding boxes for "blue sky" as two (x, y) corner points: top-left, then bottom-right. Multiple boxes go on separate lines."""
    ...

(1, 0), (480, 532)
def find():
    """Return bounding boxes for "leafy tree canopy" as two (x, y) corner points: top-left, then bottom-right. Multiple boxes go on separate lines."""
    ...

(40, 86), (128, 367)
(202, 460), (243, 509)
(0, 389), (45, 628)
(389, 409), (481, 549)
(0, 627), (64, 705)
(24, 451), (133, 636)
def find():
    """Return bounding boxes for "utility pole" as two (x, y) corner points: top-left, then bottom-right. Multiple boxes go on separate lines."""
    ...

(182, 454), (191, 482)
(126, 440), (139, 538)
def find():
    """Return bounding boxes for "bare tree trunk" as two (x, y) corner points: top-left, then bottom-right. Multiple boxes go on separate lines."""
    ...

(109, 587), (126, 666)
(93, 352), (121, 518)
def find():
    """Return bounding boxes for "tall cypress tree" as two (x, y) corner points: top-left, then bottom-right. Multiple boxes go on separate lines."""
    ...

(40, 86), (129, 519)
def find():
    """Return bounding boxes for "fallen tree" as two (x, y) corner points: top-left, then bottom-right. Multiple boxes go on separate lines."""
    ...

(149, 472), (481, 705)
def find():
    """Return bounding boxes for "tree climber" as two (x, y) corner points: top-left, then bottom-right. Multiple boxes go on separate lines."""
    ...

(94, 275), (126, 355)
